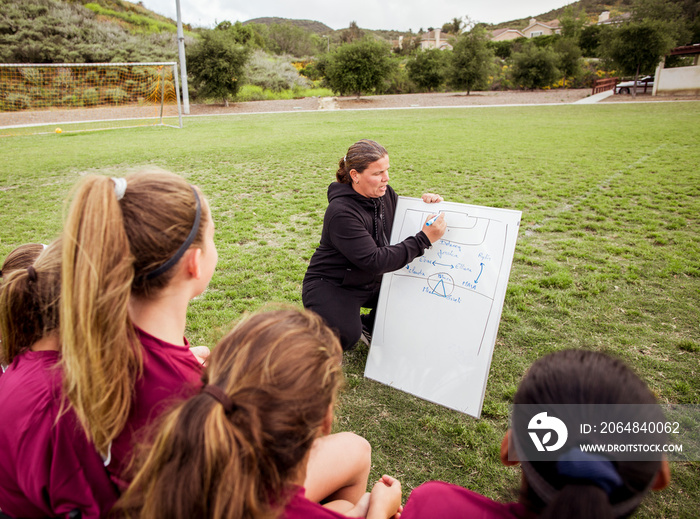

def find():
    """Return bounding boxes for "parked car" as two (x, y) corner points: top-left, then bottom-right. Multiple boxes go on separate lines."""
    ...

(615, 76), (654, 94)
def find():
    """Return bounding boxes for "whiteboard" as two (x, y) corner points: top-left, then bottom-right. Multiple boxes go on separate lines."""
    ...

(364, 197), (521, 418)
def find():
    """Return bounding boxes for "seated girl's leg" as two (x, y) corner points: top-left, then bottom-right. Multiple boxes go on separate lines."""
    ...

(304, 432), (372, 505)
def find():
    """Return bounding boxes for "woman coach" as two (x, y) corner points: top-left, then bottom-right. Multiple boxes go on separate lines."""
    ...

(302, 139), (446, 350)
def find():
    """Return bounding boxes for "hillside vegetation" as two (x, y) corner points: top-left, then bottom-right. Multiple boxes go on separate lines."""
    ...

(0, 0), (187, 63)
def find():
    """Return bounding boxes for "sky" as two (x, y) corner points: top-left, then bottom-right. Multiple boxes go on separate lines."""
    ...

(138, 0), (578, 31)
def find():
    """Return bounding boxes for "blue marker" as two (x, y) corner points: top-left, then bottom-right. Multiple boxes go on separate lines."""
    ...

(425, 213), (441, 226)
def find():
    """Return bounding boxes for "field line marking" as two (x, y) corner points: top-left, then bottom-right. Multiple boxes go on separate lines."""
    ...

(522, 143), (668, 237)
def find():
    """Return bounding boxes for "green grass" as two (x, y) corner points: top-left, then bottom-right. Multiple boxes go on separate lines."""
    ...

(1, 102), (699, 516)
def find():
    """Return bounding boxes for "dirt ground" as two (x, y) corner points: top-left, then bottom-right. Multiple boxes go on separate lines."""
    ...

(1, 89), (698, 128)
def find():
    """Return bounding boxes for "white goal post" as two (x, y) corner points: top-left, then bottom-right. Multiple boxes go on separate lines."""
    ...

(0, 62), (182, 135)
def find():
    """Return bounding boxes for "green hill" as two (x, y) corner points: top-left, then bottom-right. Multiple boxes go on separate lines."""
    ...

(244, 17), (332, 34)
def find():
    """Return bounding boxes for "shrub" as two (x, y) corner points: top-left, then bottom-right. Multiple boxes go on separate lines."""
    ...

(407, 49), (448, 91)
(236, 84), (267, 102)
(2, 93), (32, 111)
(244, 50), (311, 92)
(82, 87), (99, 106)
(104, 87), (128, 104)
(511, 44), (561, 89)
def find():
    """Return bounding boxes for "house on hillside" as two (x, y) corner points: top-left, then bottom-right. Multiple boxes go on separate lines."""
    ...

(489, 17), (560, 41)
(420, 29), (453, 50)
(597, 11), (632, 25)
(521, 18), (561, 38)
(490, 28), (524, 41)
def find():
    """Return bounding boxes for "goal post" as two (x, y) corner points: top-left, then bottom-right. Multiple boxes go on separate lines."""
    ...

(0, 62), (183, 136)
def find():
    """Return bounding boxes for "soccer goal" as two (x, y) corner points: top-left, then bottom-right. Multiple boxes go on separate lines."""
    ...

(0, 62), (182, 136)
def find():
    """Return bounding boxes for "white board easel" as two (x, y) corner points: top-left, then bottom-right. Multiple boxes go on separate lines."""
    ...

(364, 197), (521, 418)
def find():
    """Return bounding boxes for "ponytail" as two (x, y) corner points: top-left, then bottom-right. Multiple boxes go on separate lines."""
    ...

(336, 139), (388, 184)
(60, 175), (141, 454)
(59, 170), (208, 456)
(540, 484), (613, 519)
(117, 308), (343, 519)
(0, 241), (60, 364)
(119, 392), (278, 519)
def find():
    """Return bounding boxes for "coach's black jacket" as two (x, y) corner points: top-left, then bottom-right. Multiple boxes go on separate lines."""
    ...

(303, 182), (431, 290)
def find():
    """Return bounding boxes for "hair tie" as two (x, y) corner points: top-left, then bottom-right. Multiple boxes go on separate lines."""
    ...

(201, 385), (236, 414)
(343, 155), (347, 163)
(556, 448), (624, 495)
(145, 186), (202, 280)
(26, 265), (38, 282)
(112, 177), (127, 201)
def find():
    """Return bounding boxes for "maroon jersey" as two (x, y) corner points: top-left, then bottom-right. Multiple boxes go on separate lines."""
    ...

(106, 327), (203, 488)
(0, 351), (118, 518)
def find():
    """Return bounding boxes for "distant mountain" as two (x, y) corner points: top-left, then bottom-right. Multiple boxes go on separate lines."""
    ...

(243, 17), (333, 34)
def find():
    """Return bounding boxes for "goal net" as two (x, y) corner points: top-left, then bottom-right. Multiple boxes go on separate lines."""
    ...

(0, 62), (182, 136)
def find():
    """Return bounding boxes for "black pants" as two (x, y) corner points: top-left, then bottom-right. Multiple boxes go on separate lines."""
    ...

(302, 278), (379, 351)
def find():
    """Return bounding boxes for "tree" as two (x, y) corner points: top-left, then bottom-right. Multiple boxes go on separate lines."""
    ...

(559, 6), (587, 41)
(266, 22), (320, 57)
(579, 24), (605, 58)
(600, 19), (676, 96)
(339, 21), (364, 43)
(323, 38), (394, 97)
(407, 48), (448, 91)
(632, 0), (691, 44)
(186, 29), (250, 105)
(510, 43), (561, 90)
(448, 26), (494, 94)
(442, 17), (464, 35)
(554, 37), (583, 87)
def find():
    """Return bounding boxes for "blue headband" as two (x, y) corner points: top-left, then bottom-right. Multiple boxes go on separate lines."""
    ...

(145, 186), (202, 280)
(557, 448), (624, 495)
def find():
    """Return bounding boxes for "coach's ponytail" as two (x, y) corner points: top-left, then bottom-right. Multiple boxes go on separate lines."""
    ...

(336, 139), (388, 184)
(118, 308), (344, 519)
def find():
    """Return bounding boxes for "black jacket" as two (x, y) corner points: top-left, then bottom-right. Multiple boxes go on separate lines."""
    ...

(304, 182), (432, 289)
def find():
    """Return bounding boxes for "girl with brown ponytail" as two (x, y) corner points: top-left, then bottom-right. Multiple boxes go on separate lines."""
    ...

(118, 308), (402, 519)
(0, 240), (119, 518)
(60, 170), (371, 505)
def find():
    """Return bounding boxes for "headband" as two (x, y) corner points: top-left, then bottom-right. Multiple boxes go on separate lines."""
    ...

(512, 432), (650, 517)
(112, 177), (127, 201)
(145, 186), (202, 280)
(201, 385), (236, 414)
(556, 449), (624, 495)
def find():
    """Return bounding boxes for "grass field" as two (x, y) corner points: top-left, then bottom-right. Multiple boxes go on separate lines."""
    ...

(1, 101), (699, 517)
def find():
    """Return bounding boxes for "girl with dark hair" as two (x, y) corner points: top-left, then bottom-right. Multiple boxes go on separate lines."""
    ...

(0, 240), (119, 518)
(117, 308), (403, 519)
(400, 349), (671, 519)
(303, 139), (447, 350)
(1, 242), (46, 375)
(60, 171), (371, 504)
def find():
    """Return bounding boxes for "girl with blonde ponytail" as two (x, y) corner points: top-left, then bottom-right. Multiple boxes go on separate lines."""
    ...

(0, 240), (119, 518)
(118, 308), (402, 519)
(60, 170), (372, 504)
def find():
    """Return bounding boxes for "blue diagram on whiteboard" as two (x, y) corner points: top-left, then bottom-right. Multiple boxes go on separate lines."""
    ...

(394, 208), (508, 355)
(364, 198), (521, 418)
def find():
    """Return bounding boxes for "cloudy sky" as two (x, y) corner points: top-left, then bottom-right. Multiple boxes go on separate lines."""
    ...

(138, 0), (578, 31)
